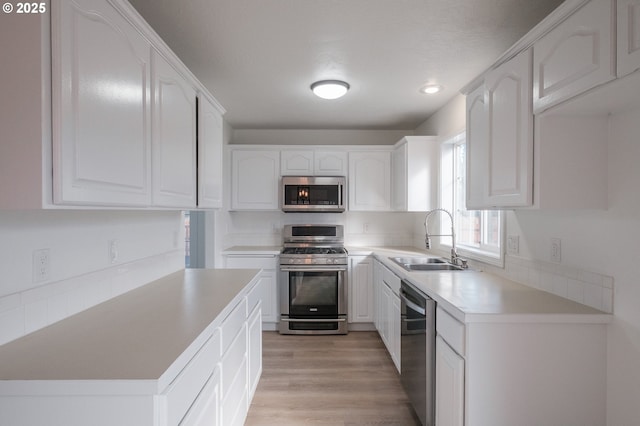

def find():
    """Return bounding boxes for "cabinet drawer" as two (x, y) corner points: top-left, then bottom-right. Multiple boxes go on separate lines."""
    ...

(246, 279), (262, 315)
(436, 307), (465, 357)
(382, 265), (401, 295)
(179, 368), (220, 426)
(220, 298), (247, 355)
(224, 255), (276, 270)
(164, 330), (220, 426)
(221, 356), (248, 426)
(221, 325), (247, 396)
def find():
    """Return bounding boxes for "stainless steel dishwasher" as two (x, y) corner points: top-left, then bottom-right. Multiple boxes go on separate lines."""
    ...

(400, 280), (436, 426)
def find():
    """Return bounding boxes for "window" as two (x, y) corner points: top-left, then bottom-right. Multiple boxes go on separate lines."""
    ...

(440, 132), (503, 265)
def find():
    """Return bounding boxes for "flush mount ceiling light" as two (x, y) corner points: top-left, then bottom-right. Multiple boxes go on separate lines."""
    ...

(420, 84), (443, 95)
(310, 80), (350, 100)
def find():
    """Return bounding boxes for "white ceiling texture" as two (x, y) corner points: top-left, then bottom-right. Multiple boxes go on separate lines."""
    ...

(128, 0), (564, 130)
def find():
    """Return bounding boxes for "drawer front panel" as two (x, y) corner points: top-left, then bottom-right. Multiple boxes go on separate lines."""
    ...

(164, 330), (220, 426)
(436, 307), (466, 357)
(221, 325), (247, 395)
(220, 298), (247, 355)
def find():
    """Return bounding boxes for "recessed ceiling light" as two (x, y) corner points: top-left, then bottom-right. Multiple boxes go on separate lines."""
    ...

(311, 80), (350, 100)
(420, 84), (442, 95)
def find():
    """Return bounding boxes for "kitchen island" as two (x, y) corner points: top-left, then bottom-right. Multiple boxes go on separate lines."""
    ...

(0, 268), (262, 426)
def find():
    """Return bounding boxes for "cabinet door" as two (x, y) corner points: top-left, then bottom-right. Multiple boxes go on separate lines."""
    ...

(247, 304), (262, 402)
(484, 48), (533, 207)
(465, 84), (489, 210)
(314, 151), (348, 176)
(348, 151), (391, 211)
(391, 143), (408, 211)
(436, 336), (464, 426)
(390, 292), (401, 373)
(152, 50), (197, 207)
(259, 270), (278, 323)
(349, 256), (373, 323)
(280, 150), (314, 175)
(231, 150), (280, 210)
(533, 0), (615, 112)
(373, 261), (383, 333)
(53, 0), (151, 206)
(198, 95), (223, 208)
(224, 255), (278, 324)
(618, 0), (640, 77)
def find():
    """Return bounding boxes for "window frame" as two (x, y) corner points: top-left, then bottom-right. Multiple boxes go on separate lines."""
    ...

(439, 132), (505, 267)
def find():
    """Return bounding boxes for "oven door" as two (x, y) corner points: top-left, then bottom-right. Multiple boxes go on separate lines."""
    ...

(279, 266), (348, 334)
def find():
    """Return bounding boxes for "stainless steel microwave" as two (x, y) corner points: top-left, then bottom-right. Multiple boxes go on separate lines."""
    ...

(281, 176), (346, 213)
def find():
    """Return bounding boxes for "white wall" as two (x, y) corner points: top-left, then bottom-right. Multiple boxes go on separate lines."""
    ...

(417, 92), (640, 424)
(232, 128), (413, 145)
(0, 210), (184, 345)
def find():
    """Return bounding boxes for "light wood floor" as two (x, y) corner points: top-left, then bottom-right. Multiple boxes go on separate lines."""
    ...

(245, 331), (421, 426)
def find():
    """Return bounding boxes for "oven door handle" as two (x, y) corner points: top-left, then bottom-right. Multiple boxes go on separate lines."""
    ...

(400, 293), (426, 316)
(280, 266), (347, 272)
(281, 318), (347, 323)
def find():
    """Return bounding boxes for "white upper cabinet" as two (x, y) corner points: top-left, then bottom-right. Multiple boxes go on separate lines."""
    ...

(53, 0), (152, 206)
(391, 136), (438, 212)
(198, 95), (224, 209)
(465, 84), (489, 210)
(280, 150), (347, 176)
(348, 151), (391, 211)
(533, 0), (615, 113)
(280, 150), (314, 175)
(314, 151), (348, 176)
(151, 51), (197, 208)
(483, 48), (533, 207)
(618, 0), (640, 77)
(231, 150), (280, 210)
(1, 0), (225, 210)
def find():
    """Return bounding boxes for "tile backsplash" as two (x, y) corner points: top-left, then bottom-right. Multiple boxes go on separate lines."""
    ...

(0, 250), (184, 346)
(481, 255), (614, 313)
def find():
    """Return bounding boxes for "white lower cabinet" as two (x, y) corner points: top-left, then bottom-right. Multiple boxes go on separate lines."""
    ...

(348, 256), (374, 323)
(247, 302), (263, 400)
(373, 260), (401, 373)
(435, 336), (464, 426)
(180, 368), (221, 426)
(224, 254), (279, 328)
(435, 306), (607, 426)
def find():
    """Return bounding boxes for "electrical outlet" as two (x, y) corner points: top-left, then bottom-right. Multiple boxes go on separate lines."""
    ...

(109, 240), (119, 264)
(363, 223), (370, 233)
(550, 238), (561, 263)
(32, 249), (50, 283)
(507, 235), (519, 255)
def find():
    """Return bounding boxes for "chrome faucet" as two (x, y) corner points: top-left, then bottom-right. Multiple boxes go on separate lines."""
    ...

(424, 208), (467, 268)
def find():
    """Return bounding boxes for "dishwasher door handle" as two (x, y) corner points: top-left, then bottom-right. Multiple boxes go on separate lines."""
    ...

(400, 292), (426, 316)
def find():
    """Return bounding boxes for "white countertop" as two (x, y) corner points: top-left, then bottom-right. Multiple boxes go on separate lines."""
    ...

(0, 269), (260, 384)
(355, 247), (611, 324)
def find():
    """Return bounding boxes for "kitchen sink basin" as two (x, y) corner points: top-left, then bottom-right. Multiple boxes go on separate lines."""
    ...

(389, 256), (464, 271)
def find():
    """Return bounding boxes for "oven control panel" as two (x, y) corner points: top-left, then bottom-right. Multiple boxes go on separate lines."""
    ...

(286, 258), (345, 265)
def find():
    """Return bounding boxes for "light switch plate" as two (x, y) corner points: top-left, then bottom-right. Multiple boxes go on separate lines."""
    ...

(507, 235), (519, 255)
(550, 238), (561, 263)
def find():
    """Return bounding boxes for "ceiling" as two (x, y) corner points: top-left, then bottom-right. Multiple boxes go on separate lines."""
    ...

(127, 0), (564, 130)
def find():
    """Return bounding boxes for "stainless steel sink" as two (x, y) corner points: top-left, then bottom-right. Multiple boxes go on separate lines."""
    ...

(389, 256), (464, 271)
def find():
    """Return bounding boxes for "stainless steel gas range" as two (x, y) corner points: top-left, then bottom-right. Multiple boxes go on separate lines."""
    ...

(279, 224), (348, 335)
